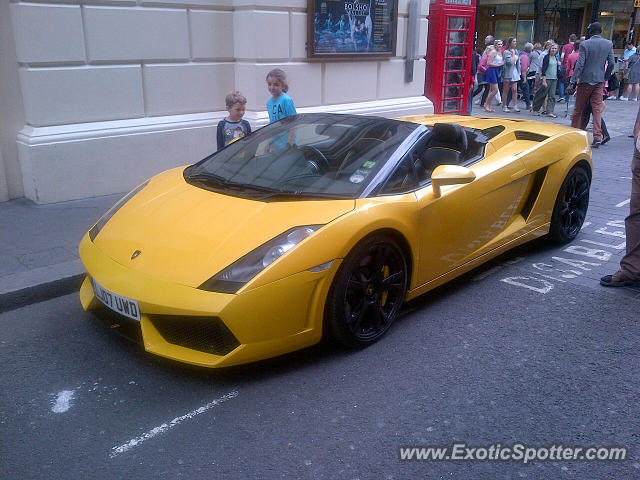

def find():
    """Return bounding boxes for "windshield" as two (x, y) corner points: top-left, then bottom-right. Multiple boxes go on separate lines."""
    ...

(185, 114), (419, 200)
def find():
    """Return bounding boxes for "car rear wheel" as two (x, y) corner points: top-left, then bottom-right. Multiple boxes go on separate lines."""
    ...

(325, 235), (408, 348)
(549, 165), (590, 244)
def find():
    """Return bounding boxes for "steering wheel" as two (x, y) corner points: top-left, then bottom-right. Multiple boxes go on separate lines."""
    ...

(297, 145), (330, 173)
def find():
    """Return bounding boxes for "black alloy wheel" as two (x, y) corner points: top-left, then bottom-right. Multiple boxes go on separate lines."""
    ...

(325, 235), (408, 348)
(549, 165), (590, 244)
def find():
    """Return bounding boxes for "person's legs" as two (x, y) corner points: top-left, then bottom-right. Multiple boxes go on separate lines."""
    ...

(601, 117), (610, 143)
(558, 68), (565, 100)
(545, 79), (557, 115)
(484, 83), (498, 111)
(589, 82), (605, 142)
(509, 82), (520, 110)
(521, 78), (531, 108)
(602, 149), (640, 285)
(472, 80), (485, 98)
(532, 82), (548, 113)
(633, 83), (640, 100)
(572, 84), (593, 129)
(467, 83), (473, 115)
(501, 81), (511, 111)
(580, 101), (592, 130)
(481, 82), (490, 105)
(620, 148), (640, 278)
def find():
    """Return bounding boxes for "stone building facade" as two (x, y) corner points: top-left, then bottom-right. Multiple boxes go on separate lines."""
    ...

(0, 0), (431, 204)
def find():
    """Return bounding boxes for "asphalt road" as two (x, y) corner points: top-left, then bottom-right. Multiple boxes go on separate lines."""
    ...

(2, 249), (639, 479)
(2, 133), (640, 479)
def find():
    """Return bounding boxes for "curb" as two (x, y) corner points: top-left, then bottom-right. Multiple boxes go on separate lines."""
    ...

(0, 260), (85, 313)
(0, 274), (85, 313)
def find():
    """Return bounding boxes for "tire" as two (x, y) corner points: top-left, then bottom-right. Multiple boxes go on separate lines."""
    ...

(549, 165), (590, 244)
(324, 235), (408, 348)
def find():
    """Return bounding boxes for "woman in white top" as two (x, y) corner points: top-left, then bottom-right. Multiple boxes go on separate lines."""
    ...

(501, 37), (521, 112)
(483, 40), (504, 112)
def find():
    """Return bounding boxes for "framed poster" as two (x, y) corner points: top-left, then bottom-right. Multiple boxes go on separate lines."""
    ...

(308, 0), (398, 58)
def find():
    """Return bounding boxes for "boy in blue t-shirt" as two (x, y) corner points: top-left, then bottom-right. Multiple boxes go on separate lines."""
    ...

(217, 91), (251, 151)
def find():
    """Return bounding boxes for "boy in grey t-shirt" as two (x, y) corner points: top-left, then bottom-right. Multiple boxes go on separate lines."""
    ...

(217, 91), (251, 151)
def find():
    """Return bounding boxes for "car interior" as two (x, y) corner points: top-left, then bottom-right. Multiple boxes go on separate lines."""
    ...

(380, 122), (492, 195)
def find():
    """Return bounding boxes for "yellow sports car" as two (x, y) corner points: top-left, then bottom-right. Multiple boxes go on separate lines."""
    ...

(79, 113), (592, 367)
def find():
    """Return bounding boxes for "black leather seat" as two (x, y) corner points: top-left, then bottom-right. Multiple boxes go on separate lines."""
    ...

(417, 123), (469, 179)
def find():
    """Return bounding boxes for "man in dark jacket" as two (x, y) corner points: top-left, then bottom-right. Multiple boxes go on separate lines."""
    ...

(569, 22), (614, 148)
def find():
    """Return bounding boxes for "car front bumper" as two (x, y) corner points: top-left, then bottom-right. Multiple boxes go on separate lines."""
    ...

(78, 233), (340, 367)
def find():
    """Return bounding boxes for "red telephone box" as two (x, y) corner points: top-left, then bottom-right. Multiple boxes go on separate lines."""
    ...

(424, 0), (477, 115)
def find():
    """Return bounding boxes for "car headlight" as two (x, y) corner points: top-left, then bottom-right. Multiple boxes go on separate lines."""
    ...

(89, 181), (149, 241)
(198, 225), (323, 294)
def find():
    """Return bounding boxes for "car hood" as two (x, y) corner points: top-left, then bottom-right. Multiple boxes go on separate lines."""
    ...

(93, 168), (355, 287)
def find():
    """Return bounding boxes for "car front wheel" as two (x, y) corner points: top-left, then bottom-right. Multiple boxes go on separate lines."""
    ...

(324, 235), (408, 348)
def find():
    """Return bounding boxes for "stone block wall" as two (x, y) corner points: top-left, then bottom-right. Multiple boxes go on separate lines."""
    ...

(5, 0), (431, 203)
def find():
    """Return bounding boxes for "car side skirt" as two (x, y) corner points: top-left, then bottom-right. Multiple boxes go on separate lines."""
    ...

(405, 223), (549, 300)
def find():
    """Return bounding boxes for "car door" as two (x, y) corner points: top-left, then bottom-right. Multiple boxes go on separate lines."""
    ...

(413, 150), (531, 287)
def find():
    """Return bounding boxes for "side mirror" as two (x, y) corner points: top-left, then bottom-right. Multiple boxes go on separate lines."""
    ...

(431, 165), (476, 197)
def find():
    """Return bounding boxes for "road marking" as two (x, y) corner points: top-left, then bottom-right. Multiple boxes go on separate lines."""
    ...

(500, 276), (554, 293)
(52, 390), (75, 413)
(499, 214), (625, 294)
(110, 390), (238, 458)
(616, 199), (630, 208)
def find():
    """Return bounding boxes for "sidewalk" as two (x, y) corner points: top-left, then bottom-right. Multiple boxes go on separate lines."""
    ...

(0, 193), (122, 312)
(1, 98), (639, 312)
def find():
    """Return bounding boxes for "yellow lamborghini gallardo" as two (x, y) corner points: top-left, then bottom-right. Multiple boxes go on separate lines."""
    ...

(79, 113), (592, 367)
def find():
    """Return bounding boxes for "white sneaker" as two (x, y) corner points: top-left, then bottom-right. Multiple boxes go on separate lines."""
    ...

(608, 95), (617, 100)
(620, 96), (628, 100)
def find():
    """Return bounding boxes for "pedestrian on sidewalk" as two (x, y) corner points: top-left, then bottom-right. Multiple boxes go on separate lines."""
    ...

(518, 43), (533, 110)
(474, 35), (494, 107)
(559, 34), (577, 103)
(618, 41), (637, 100)
(600, 102), (640, 288)
(528, 42), (543, 93)
(532, 43), (559, 117)
(621, 51), (640, 101)
(564, 40), (580, 104)
(569, 22), (614, 148)
(483, 44), (503, 113)
(467, 45), (479, 115)
(501, 37), (521, 112)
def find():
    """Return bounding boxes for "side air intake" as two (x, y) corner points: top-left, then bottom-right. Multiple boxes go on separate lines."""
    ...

(520, 167), (548, 221)
(514, 131), (549, 142)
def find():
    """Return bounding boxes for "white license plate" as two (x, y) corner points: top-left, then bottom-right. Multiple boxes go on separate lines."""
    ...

(91, 278), (141, 322)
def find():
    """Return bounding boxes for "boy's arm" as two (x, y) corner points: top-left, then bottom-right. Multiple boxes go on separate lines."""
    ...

(216, 121), (224, 151)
